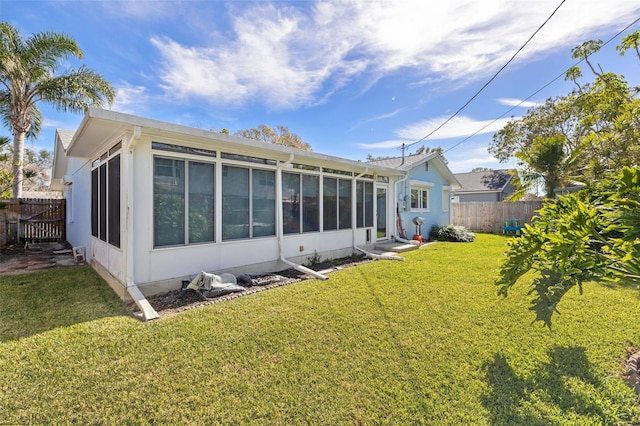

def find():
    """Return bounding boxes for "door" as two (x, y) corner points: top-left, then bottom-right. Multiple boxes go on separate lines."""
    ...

(376, 186), (388, 240)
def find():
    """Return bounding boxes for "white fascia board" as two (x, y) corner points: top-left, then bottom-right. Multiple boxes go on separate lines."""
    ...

(68, 108), (403, 176)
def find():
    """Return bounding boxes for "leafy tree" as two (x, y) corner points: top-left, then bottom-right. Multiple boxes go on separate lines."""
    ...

(489, 30), (640, 196)
(489, 94), (586, 197)
(0, 22), (115, 199)
(0, 136), (37, 201)
(496, 167), (640, 328)
(235, 124), (311, 151)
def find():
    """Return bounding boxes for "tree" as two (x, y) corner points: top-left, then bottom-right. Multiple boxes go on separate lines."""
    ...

(489, 30), (640, 196)
(489, 94), (586, 198)
(0, 22), (115, 199)
(496, 167), (640, 328)
(234, 124), (311, 151)
(0, 136), (37, 200)
(366, 145), (444, 161)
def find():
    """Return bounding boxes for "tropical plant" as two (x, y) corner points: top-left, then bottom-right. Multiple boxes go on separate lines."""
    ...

(0, 22), (115, 198)
(490, 30), (640, 196)
(496, 167), (640, 328)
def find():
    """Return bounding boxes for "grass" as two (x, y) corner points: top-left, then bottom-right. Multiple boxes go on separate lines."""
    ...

(1, 234), (640, 424)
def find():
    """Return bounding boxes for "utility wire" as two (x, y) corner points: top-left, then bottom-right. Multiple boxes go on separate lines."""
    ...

(402, 0), (566, 152)
(442, 15), (640, 155)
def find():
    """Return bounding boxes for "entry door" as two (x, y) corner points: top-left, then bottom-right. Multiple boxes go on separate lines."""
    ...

(376, 186), (388, 240)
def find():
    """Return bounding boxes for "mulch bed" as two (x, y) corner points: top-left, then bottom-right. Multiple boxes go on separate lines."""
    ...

(130, 254), (372, 317)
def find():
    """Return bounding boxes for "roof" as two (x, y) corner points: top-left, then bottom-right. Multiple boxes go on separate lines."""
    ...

(368, 152), (461, 189)
(367, 152), (440, 171)
(453, 169), (513, 194)
(56, 129), (75, 150)
(64, 108), (402, 176)
(50, 129), (76, 190)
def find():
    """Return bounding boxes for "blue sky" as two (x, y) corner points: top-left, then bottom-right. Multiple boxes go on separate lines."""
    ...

(3, 0), (640, 173)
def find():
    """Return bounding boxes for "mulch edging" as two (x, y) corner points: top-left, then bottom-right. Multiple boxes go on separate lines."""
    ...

(130, 255), (373, 318)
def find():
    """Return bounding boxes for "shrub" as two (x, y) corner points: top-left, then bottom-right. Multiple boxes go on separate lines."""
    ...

(433, 225), (475, 242)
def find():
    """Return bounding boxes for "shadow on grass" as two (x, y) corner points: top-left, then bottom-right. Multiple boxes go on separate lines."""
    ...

(481, 346), (605, 425)
(0, 265), (130, 342)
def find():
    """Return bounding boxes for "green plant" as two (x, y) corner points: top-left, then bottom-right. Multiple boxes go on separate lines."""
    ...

(304, 251), (322, 266)
(2, 236), (640, 424)
(433, 224), (475, 242)
(497, 167), (640, 327)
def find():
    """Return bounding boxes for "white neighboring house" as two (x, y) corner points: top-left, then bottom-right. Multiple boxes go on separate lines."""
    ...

(51, 108), (406, 319)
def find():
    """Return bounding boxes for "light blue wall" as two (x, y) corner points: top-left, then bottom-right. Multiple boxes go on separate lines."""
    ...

(396, 160), (453, 240)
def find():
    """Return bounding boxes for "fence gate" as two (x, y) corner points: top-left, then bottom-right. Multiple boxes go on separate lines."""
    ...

(3, 198), (66, 245)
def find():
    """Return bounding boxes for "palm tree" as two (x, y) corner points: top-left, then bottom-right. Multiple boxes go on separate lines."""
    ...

(0, 22), (115, 199)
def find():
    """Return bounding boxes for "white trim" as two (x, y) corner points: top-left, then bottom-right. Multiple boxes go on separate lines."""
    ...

(410, 179), (434, 188)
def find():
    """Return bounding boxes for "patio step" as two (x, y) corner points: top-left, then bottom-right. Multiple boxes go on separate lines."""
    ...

(373, 240), (420, 253)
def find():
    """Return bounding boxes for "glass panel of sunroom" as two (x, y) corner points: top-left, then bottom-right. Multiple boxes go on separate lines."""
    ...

(188, 162), (215, 243)
(282, 172), (300, 234)
(222, 165), (249, 240)
(323, 177), (337, 231)
(154, 158), (185, 247)
(302, 175), (319, 232)
(252, 169), (276, 237)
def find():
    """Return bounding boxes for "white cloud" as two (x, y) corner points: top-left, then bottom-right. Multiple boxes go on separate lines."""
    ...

(358, 114), (519, 151)
(149, 0), (640, 109)
(111, 83), (150, 114)
(357, 139), (409, 150)
(497, 98), (540, 108)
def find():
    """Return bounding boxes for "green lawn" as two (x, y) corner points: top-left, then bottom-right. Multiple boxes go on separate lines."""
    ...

(1, 234), (640, 424)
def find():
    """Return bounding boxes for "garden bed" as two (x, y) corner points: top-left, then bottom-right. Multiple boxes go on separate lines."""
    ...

(132, 254), (371, 317)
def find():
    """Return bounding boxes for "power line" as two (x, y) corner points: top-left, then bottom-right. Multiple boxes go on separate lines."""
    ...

(443, 15), (640, 156)
(402, 0), (567, 153)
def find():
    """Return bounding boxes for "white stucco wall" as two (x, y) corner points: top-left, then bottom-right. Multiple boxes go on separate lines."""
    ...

(64, 157), (92, 257)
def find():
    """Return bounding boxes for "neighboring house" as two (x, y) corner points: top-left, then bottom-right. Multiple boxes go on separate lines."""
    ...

(367, 153), (461, 240)
(52, 108), (411, 319)
(451, 169), (515, 202)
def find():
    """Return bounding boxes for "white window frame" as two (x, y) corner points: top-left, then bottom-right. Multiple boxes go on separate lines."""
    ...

(409, 180), (433, 212)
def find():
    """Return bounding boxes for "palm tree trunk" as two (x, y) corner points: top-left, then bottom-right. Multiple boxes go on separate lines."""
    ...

(12, 130), (25, 199)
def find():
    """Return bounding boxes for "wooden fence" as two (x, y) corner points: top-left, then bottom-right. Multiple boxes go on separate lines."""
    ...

(451, 201), (543, 234)
(0, 198), (66, 247)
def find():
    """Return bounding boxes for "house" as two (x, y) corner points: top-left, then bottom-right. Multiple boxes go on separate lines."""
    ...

(51, 109), (464, 319)
(53, 108), (420, 319)
(367, 153), (461, 240)
(451, 169), (515, 202)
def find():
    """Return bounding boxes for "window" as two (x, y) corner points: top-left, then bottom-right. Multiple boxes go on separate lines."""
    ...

(323, 177), (352, 231)
(252, 169), (276, 237)
(282, 172), (319, 234)
(108, 155), (121, 247)
(410, 182), (432, 211)
(154, 158), (185, 247)
(91, 143), (121, 248)
(356, 180), (374, 228)
(153, 157), (215, 247)
(189, 162), (215, 243)
(221, 165), (275, 241)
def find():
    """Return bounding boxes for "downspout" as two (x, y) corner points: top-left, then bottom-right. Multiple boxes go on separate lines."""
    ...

(393, 173), (415, 245)
(276, 154), (328, 280)
(125, 126), (159, 320)
(350, 168), (403, 261)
